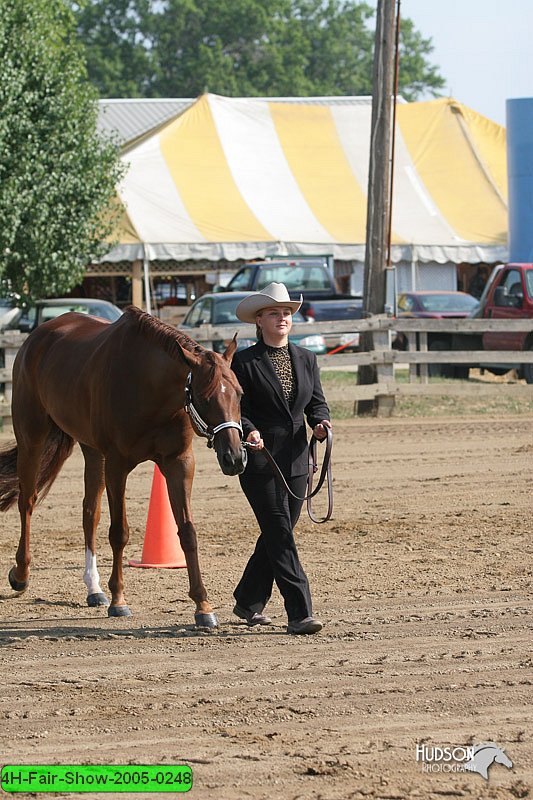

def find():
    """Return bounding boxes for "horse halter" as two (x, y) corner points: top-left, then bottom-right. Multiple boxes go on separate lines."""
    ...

(184, 371), (244, 449)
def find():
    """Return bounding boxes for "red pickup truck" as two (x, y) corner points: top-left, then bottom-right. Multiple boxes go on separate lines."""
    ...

(473, 263), (533, 383)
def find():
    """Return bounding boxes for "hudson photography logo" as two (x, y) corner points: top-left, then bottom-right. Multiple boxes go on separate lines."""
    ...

(416, 741), (513, 779)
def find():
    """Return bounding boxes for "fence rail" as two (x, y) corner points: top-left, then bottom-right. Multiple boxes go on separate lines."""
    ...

(1, 319), (532, 423)
(178, 315), (533, 415)
(188, 316), (533, 337)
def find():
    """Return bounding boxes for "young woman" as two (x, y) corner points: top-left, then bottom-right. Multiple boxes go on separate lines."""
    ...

(231, 282), (332, 635)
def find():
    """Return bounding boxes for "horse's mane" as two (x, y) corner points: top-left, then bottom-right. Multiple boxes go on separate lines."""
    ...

(124, 305), (205, 357)
(123, 306), (233, 399)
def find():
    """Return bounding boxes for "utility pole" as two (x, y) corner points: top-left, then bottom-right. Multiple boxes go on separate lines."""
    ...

(357, 0), (398, 414)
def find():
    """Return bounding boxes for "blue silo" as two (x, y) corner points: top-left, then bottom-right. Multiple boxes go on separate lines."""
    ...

(507, 98), (533, 262)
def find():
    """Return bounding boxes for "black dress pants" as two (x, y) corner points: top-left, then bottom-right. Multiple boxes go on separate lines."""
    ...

(234, 470), (312, 622)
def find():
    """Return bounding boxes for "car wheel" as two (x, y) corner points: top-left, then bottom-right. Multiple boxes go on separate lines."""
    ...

(452, 365), (470, 380)
(428, 339), (469, 379)
(428, 339), (450, 378)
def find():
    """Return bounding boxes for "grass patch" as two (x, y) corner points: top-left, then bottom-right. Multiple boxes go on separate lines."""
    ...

(321, 370), (358, 387)
(321, 370), (533, 418)
(394, 395), (532, 417)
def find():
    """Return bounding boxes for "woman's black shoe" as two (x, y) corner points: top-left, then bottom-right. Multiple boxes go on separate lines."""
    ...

(233, 604), (272, 626)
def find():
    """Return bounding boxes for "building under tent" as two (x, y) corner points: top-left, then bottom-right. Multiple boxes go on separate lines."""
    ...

(88, 93), (508, 310)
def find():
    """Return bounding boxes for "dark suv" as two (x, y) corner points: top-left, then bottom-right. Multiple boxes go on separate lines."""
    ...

(222, 258), (341, 299)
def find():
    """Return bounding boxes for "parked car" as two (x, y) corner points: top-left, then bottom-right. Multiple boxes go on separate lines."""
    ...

(463, 263), (533, 382)
(17, 298), (123, 332)
(301, 298), (364, 351)
(220, 257), (355, 316)
(397, 291), (480, 318)
(179, 292), (327, 355)
(395, 291), (480, 378)
(0, 299), (23, 332)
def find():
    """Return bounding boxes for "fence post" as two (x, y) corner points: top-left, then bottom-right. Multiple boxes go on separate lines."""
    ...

(374, 327), (395, 416)
(406, 332), (418, 383)
(418, 331), (429, 384)
(1, 337), (21, 430)
(4, 344), (17, 405)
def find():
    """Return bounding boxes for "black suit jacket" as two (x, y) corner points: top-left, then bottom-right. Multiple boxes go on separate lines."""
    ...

(232, 341), (330, 477)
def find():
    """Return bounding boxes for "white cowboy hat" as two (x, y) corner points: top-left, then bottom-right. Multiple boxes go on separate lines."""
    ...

(235, 282), (303, 323)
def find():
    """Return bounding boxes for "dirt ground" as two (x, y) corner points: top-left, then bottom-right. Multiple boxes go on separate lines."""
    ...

(0, 415), (531, 800)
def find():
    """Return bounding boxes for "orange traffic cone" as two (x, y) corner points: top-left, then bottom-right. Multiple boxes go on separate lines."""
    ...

(129, 466), (187, 569)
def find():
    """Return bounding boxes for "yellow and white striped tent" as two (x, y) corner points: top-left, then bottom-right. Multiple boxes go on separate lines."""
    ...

(107, 93), (508, 269)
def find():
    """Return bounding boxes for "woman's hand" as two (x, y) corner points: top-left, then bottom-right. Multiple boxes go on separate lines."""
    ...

(313, 419), (332, 441)
(246, 430), (264, 450)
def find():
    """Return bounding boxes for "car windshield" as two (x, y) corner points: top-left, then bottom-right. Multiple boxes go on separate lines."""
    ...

(255, 266), (330, 291)
(525, 268), (533, 299)
(212, 297), (243, 324)
(415, 294), (479, 312)
(39, 303), (121, 323)
(212, 297), (306, 325)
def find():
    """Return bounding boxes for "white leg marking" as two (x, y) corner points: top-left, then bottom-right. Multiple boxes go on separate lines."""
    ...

(83, 548), (104, 596)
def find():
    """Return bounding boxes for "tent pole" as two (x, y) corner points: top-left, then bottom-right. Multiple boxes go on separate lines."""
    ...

(358, 0), (397, 417)
(132, 260), (143, 308)
(386, 0), (401, 268)
(143, 244), (152, 315)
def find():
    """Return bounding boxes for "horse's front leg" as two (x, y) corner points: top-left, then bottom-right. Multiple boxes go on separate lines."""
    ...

(161, 454), (217, 629)
(104, 456), (132, 617)
(80, 444), (108, 607)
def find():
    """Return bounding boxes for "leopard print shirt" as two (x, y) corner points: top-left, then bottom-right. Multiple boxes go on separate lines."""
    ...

(265, 344), (296, 407)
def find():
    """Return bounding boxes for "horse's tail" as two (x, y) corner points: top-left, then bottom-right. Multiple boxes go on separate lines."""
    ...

(0, 444), (20, 511)
(0, 425), (74, 512)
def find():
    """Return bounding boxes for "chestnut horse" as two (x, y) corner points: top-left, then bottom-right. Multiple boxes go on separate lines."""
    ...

(0, 306), (246, 627)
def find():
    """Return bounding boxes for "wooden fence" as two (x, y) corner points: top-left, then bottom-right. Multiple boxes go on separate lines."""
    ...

(316, 318), (533, 413)
(1, 318), (532, 423)
(167, 316), (533, 415)
(0, 332), (27, 421)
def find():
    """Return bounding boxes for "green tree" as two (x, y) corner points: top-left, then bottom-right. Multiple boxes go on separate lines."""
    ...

(73, 0), (444, 100)
(72, 0), (155, 97)
(0, 0), (123, 304)
(397, 17), (445, 101)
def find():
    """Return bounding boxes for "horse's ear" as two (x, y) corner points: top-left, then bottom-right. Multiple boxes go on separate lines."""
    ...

(222, 333), (238, 364)
(175, 340), (202, 369)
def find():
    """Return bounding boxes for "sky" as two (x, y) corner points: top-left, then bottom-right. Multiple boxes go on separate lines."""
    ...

(398, 0), (533, 126)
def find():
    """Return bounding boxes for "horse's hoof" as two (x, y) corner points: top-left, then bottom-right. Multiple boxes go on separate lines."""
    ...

(87, 592), (110, 607)
(194, 612), (218, 629)
(8, 567), (28, 593)
(108, 605), (132, 617)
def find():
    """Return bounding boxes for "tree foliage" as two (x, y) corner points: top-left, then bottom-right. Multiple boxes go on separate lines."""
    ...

(0, 0), (123, 304)
(73, 0), (444, 100)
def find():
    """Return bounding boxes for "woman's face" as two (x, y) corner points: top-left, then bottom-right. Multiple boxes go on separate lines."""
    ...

(256, 306), (293, 340)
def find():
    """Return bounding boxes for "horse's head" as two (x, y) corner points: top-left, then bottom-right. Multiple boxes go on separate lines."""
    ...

(178, 336), (246, 476)
(464, 743), (513, 780)
(494, 748), (513, 769)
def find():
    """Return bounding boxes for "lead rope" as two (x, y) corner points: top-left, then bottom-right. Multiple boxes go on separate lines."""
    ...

(183, 373), (332, 521)
(306, 429), (333, 524)
(244, 427), (333, 523)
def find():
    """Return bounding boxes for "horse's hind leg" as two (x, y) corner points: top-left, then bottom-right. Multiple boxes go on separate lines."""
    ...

(104, 455), (132, 617)
(9, 426), (50, 592)
(8, 417), (51, 592)
(80, 444), (108, 607)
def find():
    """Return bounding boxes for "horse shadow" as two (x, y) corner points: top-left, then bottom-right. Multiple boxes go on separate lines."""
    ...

(0, 619), (285, 646)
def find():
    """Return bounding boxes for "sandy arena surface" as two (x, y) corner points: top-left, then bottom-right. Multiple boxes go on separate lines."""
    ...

(0, 415), (531, 800)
